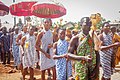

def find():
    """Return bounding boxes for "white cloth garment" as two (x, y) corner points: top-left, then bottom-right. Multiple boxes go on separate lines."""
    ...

(22, 34), (36, 69)
(40, 30), (55, 71)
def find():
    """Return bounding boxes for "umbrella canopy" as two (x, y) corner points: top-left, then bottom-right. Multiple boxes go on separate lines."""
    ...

(10, 1), (37, 16)
(0, 1), (9, 16)
(31, 2), (66, 18)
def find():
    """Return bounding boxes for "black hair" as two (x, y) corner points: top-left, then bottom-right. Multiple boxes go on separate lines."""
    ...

(102, 22), (110, 28)
(80, 17), (92, 27)
(58, 28), (66, 34)
(110, 26), (116, 30)
(2, 27), (7, 30)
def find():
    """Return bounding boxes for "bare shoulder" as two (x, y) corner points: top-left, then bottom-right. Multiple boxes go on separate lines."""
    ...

(71, 35), (79, 43)
(37, 31), (44, 39)
(21, 36), (26, 41)
(69, 35), (79, 47)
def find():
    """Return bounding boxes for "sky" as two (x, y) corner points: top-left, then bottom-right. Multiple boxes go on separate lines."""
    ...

(1, 0), (120, 25)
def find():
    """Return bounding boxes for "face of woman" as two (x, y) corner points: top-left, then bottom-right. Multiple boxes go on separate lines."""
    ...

(43, 19), (52, 31)
(29, 28), (34, 36)
(111, 27), (116, 33)
(23, 27), (28, 33)
(103, 26), (110, 33)
(59, 30), (65, 40)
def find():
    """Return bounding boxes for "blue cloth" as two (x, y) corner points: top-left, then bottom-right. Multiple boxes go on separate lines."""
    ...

(0, 34), (10, 52)
(56, 39), (72, 80)
(12, 33), (20, 66)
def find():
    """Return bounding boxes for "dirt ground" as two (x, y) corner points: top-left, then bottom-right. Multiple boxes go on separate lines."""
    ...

(0, 61), (120, 80)
(0, 61), (47, 80)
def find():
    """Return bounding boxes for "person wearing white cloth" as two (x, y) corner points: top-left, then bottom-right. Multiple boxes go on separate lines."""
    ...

(21, 26), (36, 80)
(36, 18), (56, 80)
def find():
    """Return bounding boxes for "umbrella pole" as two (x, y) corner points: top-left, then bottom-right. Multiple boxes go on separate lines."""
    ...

(13, 0), (16, 25)
(13, 0), (15, 2)
(14, 17), (16, 25)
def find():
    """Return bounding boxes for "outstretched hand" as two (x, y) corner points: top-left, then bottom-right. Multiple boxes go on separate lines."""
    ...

(63, 53), (70, 61)
(64, 53), (92, 62)
(84, 55), (92, 62)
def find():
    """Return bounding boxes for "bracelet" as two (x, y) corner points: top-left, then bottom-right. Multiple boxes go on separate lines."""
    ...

(84, 56), (87, 61)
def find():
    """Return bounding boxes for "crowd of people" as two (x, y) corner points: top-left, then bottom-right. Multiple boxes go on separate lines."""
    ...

(0, 15), (120, 80)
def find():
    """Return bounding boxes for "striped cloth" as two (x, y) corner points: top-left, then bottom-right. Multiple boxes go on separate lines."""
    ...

(99, 32), (113, 79)
(23, 34), (36, 69)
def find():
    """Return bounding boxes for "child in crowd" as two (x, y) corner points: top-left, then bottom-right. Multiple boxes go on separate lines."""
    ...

(53, 29), (72, 80)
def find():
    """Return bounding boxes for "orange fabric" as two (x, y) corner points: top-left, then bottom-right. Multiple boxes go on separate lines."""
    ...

(113, 33), (120, 65)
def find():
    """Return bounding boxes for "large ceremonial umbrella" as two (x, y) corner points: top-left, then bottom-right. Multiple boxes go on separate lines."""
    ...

(10, 1), (37, 16)
(0, 1), (9, 16)
(31, 2), (66, 18)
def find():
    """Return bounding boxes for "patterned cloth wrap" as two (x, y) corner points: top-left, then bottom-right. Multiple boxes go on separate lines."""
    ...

(56, 39), (72, 80)
(99, 32), (113, 79)
(75, 33), (97, 80)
